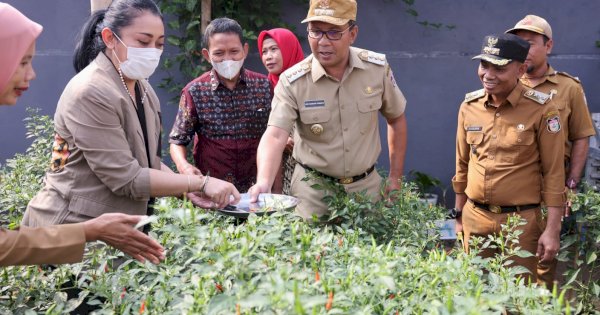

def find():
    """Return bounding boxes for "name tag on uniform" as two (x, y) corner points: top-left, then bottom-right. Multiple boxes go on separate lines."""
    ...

(466, 126), (482, 132)
(304, 100), (325, 108)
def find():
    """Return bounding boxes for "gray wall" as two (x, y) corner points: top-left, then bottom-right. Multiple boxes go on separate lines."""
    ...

(3, 0), (600, 205)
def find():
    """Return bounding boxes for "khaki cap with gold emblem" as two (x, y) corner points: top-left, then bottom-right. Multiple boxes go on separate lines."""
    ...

(301, 0), (357, 26)
(506, 14), (553, 39)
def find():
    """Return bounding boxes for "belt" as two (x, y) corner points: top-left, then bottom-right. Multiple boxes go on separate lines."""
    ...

(469, 199), (539, 214)
(299, 163), (375, 185)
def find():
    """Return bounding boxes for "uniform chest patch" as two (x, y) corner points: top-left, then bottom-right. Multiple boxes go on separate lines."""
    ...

(524, 89), (550, 104)
(304, 100), (325, 108)
(547, 116), (561, 133)
(466, 126), (482, 132)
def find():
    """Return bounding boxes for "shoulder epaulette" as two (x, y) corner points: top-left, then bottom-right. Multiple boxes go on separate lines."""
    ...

(284, 59), (311, 83)
(556, 71), (581, 83)
(358, 50), (386, 66)
(524, 89), (551, 105)
(464, 89), (485, 103)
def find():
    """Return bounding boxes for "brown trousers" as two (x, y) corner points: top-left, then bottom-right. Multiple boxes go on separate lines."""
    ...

(462, 200), (545, 283)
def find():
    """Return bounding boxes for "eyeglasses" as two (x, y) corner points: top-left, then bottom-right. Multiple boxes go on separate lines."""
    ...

(307, 24), (354, 41)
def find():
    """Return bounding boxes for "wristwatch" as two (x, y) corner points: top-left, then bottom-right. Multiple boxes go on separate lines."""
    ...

(447, 208), (462, 219)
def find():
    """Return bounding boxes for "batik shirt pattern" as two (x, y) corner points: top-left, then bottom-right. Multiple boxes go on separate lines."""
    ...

(169, 69), (272, 192)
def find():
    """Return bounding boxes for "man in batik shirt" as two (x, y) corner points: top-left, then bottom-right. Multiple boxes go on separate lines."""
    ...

(169, 18), (272, 201)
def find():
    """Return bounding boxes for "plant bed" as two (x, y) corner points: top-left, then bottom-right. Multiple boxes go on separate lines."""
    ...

(0, 199), (574, 314)
(1, 111), (598, 314)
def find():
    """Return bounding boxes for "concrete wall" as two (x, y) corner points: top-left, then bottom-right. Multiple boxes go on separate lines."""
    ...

(3, 0), (600, 205)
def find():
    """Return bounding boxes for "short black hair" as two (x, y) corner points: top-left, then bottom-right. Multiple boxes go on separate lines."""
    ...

(348, 20), (357, 30)
(72, 0), (162, 73)
(542, 35), (550, 44)
(203, 17), (244, 48)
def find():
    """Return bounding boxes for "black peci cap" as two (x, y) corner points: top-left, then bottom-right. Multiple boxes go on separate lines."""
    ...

(472, 33), (530, 66)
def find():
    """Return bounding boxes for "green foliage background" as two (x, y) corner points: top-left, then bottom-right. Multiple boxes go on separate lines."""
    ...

(1, 112), (599, 314)
(157, 0), (307, 96)
(0, 109), (54, 228)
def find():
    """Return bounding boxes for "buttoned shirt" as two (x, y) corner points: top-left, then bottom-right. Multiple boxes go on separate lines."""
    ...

(452, 83), (565, 207)
(520, 65), (595, 159)
(268, 47), (406, 179)
(169, 69), (272, 192)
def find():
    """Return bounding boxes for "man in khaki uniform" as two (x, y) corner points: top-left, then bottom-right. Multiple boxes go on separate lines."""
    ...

(453, 33), (565, 282)
(248, 0), (407, 219)
(506, 15), (596, 288)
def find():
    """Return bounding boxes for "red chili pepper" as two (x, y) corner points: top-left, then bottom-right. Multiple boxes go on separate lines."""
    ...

(325, 291), (334, 311)
(388, 293), (395, 299)
(139, 300), (146, 314)
(120, 288), (126, 299)
(315, 270), (321, 282)
(215, 282), (223, 292)
(104, 264), (110, 273)
(236, 303), (241, 315)
(338, 238), (343, 247)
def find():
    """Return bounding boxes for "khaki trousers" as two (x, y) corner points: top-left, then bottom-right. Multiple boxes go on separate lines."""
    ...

(462, 200), (545, 283)
(290, 163), (382, 219)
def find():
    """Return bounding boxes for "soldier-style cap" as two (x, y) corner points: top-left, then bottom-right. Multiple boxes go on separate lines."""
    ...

(472, 33), (530, 66)
(506, 14), (552, 39)
(301, 0), (357, 26)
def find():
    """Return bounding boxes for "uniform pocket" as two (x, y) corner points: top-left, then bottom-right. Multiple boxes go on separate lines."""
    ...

(68, 194), (115, 218)
(253, 103), (271, 120)
(466, 132), (483, 145)
(357, 94), (382, 133)
(507, 130), (534, 146)
(466, 131), (483, 159)
(505, 130), (535, 163)
(299, 108), (330, 124)
(298, 108), (333, 142)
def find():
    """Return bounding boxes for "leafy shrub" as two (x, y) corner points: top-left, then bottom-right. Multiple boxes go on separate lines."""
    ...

(0, 108), (53, 227)
(407, 170), (442, 198)
(304, 170), (445, 249)
(0, 112), (594, 314)
(560, 186), (600, 313)
(0, 199), (573, 314)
